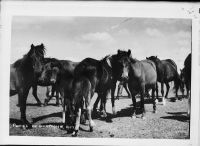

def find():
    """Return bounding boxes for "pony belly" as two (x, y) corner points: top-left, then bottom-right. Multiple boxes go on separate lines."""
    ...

(10, 80), (17, 91)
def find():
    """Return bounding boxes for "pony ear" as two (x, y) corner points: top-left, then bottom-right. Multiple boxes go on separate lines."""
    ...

(41, 43), (44, 47)
(127, 49), (131, 56)
(31, 44), (34, 48)
(117, 49), (120, 54)
(156, 56), (157, 58)
(146, 57), (148, 59)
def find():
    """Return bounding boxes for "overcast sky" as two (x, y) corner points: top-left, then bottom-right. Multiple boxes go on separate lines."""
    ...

(11, 16), (191, 70)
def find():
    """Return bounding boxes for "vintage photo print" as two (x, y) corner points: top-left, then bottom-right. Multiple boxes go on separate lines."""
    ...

(0, 1), (199, 146)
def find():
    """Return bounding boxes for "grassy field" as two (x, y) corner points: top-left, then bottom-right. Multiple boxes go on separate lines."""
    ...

(9, 84), (190, 138)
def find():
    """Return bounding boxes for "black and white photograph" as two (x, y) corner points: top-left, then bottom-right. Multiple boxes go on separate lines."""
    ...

(0, 1), (199, 146)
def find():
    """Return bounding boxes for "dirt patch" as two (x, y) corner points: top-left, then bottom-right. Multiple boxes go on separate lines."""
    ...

(9, 87), (190, 138)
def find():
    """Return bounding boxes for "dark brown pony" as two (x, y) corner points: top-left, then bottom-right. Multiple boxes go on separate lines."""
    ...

(118, 55), (157, 118)
(10, 44), (45, 128)
(146, 56), (181, 105)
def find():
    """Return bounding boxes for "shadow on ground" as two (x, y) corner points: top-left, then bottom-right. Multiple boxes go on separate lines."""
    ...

(32, 112), (62, 123)
(160, 111), (190, 122)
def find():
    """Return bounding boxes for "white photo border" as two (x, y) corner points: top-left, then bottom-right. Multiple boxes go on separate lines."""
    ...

(1, 1), (200, 146)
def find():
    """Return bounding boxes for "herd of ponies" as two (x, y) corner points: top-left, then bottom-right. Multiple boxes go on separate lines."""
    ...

(10, 43), (191, 136)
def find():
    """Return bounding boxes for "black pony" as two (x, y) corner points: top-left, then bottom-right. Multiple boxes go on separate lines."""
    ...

(180, 53), (191, 116)
(146, 56), (181, 105)
(29, 57), (63, 106)
(33, 59), (79, 106)
(70, 57), (112, 136)
(118, 54), (157, 118)
(70, 50), (131, 136)
(10, 44), (45, 128)
(38, 59), (79, 126)
(108, 50), (133, 115)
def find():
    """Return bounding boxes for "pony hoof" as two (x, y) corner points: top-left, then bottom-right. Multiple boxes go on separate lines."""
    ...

(62, 125), (66, 130)
(162, 101), (166, 106)
(90, 127), (93, 132)
(131, 116), (136, 119)
(155, 99), (158, 104)
(72, 130), (78, 137)
(90, 120), (95, 127)
(153, 110), (157, 114)
(141, 115), (146, 119)
(43, 101), (48, 106)
(131, 114), (136, 119)
(101, 111), (107, 118)
(112, 107), (116, 115)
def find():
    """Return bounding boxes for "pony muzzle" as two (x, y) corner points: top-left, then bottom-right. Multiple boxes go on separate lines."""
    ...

(50, 78), (56, 83)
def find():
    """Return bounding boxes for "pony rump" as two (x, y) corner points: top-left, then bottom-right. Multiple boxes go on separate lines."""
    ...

(72, 77), (92, 110)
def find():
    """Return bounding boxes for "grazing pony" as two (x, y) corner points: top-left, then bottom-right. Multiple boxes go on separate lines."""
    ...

(10, 44), (45, 128)
(146, 56), (181, 105)
(118, 55), (157, 118)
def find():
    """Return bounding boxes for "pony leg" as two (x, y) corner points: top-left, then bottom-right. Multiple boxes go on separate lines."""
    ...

(32, 85), (42, 106)
(186, 84), (190, 98)
(85, 93), (95, 132)
(152, 86), (156, 113)
(100, 90), (109, 118)
(124, 83), (131, 98)
(19, 87), (32, 129)
(116, 83), (123, 100)
(130, 91), (137, 118)
(52, 85), (60, 106)
(111, 81), (117, 115)
(160, 83), (166, 105)
(187, 93), (191, 117)
(44, 86), (53, 106)
(72, 107), (81, 137)
(55, 91), (60, 106)
(63, 103), (67, 129)
(161, 82), (164, 97)
(155, 82), (159, 104)
(93, 94), (101, 113)
(59, 88), (66, 126)
(165, 82), (170, 99)
(140, 85), (146, 119)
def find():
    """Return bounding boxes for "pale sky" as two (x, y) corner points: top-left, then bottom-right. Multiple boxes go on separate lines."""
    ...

(11, 16), (191, 70)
